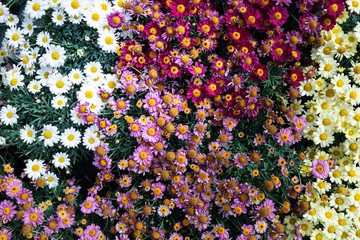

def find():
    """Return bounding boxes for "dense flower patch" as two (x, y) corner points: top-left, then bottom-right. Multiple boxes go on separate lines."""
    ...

(0, 0), (346, 239)
(290, 3), (360, 239)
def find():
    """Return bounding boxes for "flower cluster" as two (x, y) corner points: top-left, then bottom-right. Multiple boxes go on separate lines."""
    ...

(0, 0), (343, 239)
(0, 162), (86, 240)
(290, 4), (360, 239)
(69, 0), (337, 239)
(0, 0), (128, 187)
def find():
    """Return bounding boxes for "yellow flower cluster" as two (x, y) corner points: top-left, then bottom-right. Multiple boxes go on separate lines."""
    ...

(291, 19), (360, 239)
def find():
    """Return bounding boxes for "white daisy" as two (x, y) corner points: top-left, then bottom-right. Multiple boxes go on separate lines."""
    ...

(18, 51), (34, 69)
(95, 0), (112, 13)
(331, 73), (350, 94)
(337, 9), (349, 24)
(84, 61), (103, 78)
(347, 0), (360, 14)
(84, 7), (106, 29)
(36, 31), (51, 48)
(60, 127), (81, 148)
(0, 105), (18, 126)
(77, 84), (101, 105)
(39, 124), (60, 147)
(98, 29), (118, 53)
(35, 66), (54, 84)
(24, 65), (36, 76)
(40, 45), (66, 68)
(52, 152), (71, 169)
(24, 0), (48, 19)
(0, 137), (5, 145)
(68, 68), (84, 85)
(0, 4), (10, 24)
(343, 165), (360, 184)
(82, 130), (100, 150)
(52, 9), (66, 26)
(4, 71), (24, 90)
(27, 80), (42, 94)
(345, 85), (360, 105)
(51, 95), (67, 109)
(22, 18), (35, 35)
(43, 172), (59, 189)
(20, 124), (36, 144)
(24, 159), (46, 180)
(76, 49), (84, 57)
(47, 73), (71, 95)
(329, 193), (349, 211)
(68, 13), (83, 24)
(6, 14), (19, 27)
(63, 0), (89, 16)
(5, 27), (24, 49)
(348, 108), (360, 128)
(102, 74), (119, 92)
(312, 127), (335, 148)
(318, 58), (339, 79)
(70, 108), (84, 125)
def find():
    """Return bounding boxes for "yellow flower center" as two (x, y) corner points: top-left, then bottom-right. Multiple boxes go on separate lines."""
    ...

(274, 12), (282, 20)
(51, 52), (59, 60)
(148, 128), (156, 136)
(324, 64), (332, 72)
(140, 151), (148, 159)
(44, 131), (52, 139)
(12, 33), (19, 41)
(85, 91), (93, 98)
(71, 1), (79, 9)
(92, 13), (100, 21)
(177, 4), (185, 13)
(105, 37), (113, 45)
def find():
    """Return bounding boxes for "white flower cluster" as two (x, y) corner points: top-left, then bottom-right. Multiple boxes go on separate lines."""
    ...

(0, 0), (127, 188)
(289, 7), (360, 240)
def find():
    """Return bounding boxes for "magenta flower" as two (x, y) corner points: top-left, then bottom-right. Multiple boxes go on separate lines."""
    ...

(0, 200), (17, 222)
(22, 207), (44, 227)
(276, 128), (294, 146)
(244, 8), (263, 29)
(187, 85), (205, 103)
(204, 79), (221, 97)
(292, 117), (307, 131)
(312, 159), (330, 179)
(169, 0), (189, 18)
(175, 124), (190, 140)
(151, 182), (165, 199)
(133, 144), (153, 166)
(107, 12), (125, 28)
(142, 124), (161, 143)
(269, 7), (288, 26)
(6, 179), (22, 198)
(0, 229), (12, 240)
(319, 14), (336, 31)
(326, 0), (345, 17)
(80, 197), (98, 214)
(189, 62), (207, 77)
(143, 92), (161, 114)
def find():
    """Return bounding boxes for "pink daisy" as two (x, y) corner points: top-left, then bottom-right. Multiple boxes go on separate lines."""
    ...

(133, 144), (153, 166)
(80, 197), (98, 214)
(169, 0), (189, 18)
(312, 159), (330, 179)
(269, 7), (288, 26)
(22, 207), (44, 227)
(143, 92), (161, 114)
(141, 124), (161, 143)
(0, 200), (17, 222)
(276, 128), (294, 146)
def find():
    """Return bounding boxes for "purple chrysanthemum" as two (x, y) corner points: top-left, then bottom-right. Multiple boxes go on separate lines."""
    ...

(312, 159), (330, 179)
